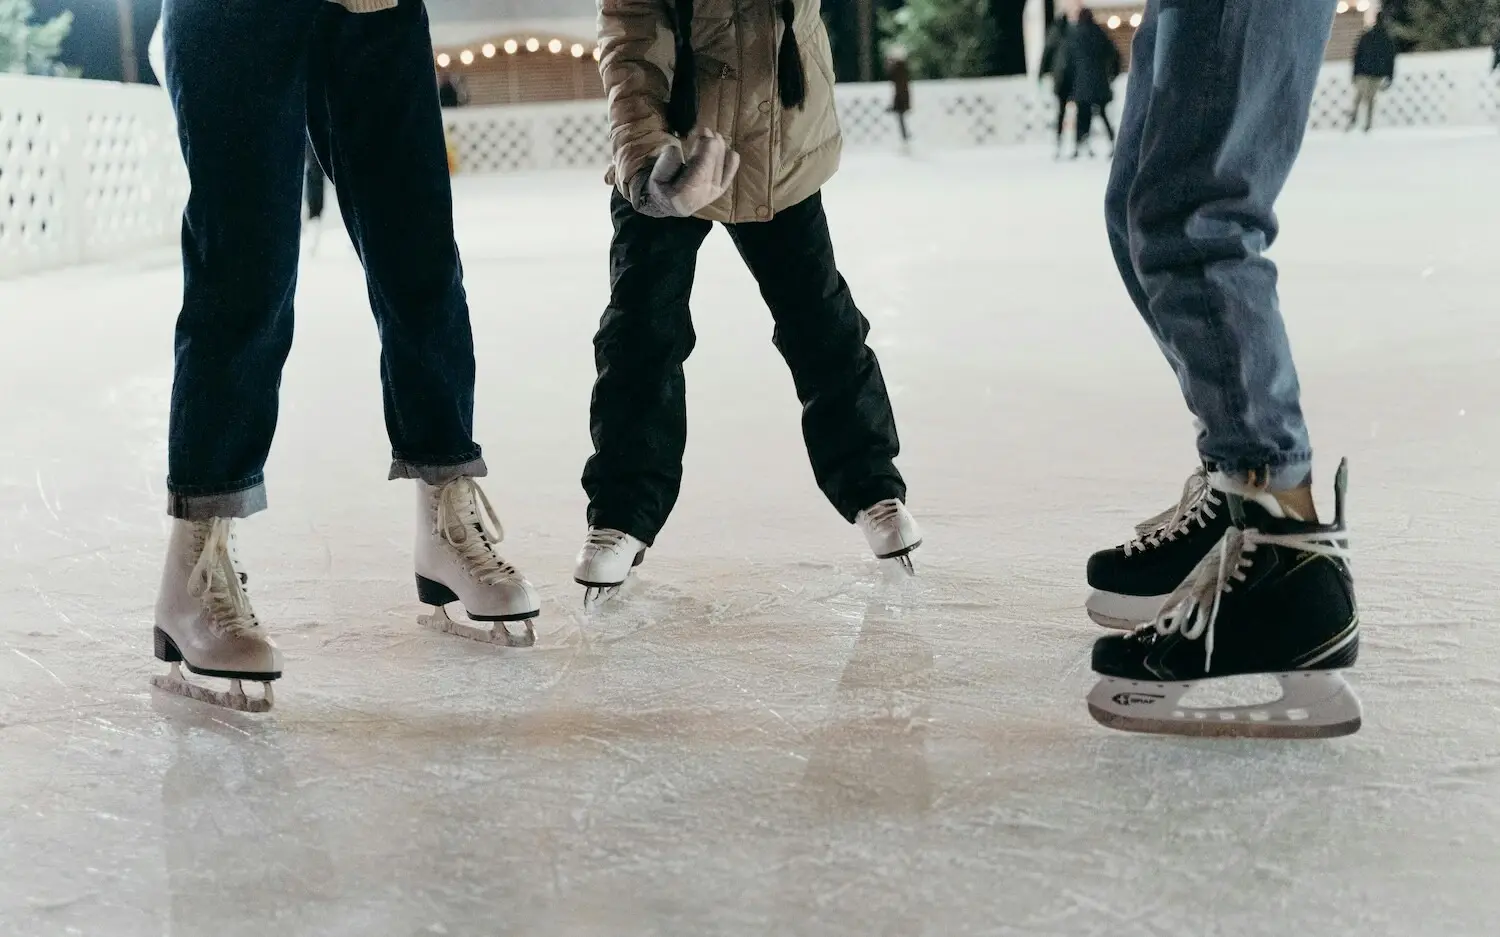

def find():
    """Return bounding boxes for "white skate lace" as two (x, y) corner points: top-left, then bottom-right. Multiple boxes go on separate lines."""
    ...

(436, 478), (521, 584)
(861, 499), (904, 533)
(1124, 468), (1222, 555)
(188, 519), (261, 638)
(584, 528), (632, 551)
(1146, 524), (1350, 672)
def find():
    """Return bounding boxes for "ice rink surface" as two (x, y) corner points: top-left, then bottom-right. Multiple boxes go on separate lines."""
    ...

(2, 129), (1498, 936)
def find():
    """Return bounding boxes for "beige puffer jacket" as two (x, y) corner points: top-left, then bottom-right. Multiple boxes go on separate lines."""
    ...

(598, 0), (842, 224)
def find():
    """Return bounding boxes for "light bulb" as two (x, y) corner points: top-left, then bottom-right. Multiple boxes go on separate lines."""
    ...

(571, 43), (585, 58)
(459, 49), (474, 65)
(526, 37), (540, 52)
(504, 39), (518, 55)
(436, 53), (451, 68)
(1336, 1), (1349, 12)
(1107, 15), (1121, 29)
(1130, 13), (1142, 27)
(1356, 0), (1370, 9)
(482, 43), (496, 58)
(548, 39), (563, 54)
(593, 46), (602, 61)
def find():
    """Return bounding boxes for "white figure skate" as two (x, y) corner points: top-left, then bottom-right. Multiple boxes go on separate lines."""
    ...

(415, 478), (540, 647)
(856, 499), (923, 574)
(152, 518), (280, 713)
(573, 527), (647, 606)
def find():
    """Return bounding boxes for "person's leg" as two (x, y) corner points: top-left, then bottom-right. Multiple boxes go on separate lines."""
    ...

(1099, 106), (1116, 144)
(1364, 81), (1378, 131)
(581, 192), (712, 545)
(304, 142), (325, 221)
(1123, 0), (1333, 499)
(726, 192), (906, 522)
(1104, 7), (1156, 320)
(1075, 101), (1093, 153)
(1055, 92), (1068, 153)
(163, 0), (321, 520)
(304, 0), (484, 485)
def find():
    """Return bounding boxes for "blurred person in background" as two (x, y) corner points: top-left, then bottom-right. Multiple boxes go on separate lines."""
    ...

(1350, 12), (1397, 132)
(886, 44), (913, 149)
(1065, 8), (1120, 158)
(573, 0), (923, 600)
(1039, 10), (1074, 159)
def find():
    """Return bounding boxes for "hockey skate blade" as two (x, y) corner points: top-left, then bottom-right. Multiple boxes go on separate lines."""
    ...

(151, 663), (274, 713)
(419, 606), (535, 648)
(1086, 670), (1362, 739)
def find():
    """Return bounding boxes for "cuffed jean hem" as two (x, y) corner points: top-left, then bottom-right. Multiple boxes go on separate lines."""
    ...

(388, 454), (488, 485)
(167, 481), (269, 520)
(1210, 456), (1313, 492)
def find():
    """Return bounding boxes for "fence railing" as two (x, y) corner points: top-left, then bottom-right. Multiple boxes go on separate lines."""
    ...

(2, 48), (1495, 278)
(0, 76), (187, 279)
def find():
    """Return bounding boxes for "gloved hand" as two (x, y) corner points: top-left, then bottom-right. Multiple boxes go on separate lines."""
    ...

(631, 129), (740, 219)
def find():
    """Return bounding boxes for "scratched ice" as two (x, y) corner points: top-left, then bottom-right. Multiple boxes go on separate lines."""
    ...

(2, 130), (1497, 936)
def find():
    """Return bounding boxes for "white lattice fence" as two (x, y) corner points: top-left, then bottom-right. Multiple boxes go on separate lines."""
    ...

(0, 75), (186, 279)
(441, 48), (1497, 176)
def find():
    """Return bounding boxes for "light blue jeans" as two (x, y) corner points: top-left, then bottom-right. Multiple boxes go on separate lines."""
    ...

(1106, 0), (1335, 490)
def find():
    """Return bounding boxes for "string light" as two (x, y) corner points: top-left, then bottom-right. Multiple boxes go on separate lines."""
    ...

(1107, 15), (1121, 29)
(436, 52), (450, 67)
(571, 43), (586, 58)
(459, 49), (474, 65)
(1336, 1), (1349, 12)
(593, 46), (602, 61)
(482, 43), (496, 58)
(1356, 0), (1370, 10)
(504, 39), (518, 55)
(548, 39), (563, 54)
(1130, 13), (1142, 27)
(526, 37), (540, 52)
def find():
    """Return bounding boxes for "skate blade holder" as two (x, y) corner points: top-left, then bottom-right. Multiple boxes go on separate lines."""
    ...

(419, 606), (536, 648)
(1087, 670), (1362, 739)
(151, 663), (275, 714)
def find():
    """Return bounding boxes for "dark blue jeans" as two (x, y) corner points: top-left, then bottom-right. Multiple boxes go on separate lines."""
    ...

(162, 0), (484, 520)
(1106, 0), (1335, 490)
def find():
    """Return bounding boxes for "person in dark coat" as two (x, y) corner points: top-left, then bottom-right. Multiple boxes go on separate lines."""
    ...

(1350, 13), (1397, 131)
(1039, 13), (1073, 158)
(1065, 8), (1121, 157)
(886, 45), (912, 146)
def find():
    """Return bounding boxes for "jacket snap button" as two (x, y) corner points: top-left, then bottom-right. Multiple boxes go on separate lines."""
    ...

(758, 101), (771, 114)
(756, 206), (769, 219)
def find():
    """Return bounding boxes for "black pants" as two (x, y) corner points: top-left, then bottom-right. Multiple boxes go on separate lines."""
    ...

(583, 191), (906, 544)
(162, 0), (481, 518)
(1054, 92), (1069, 144)
(1076, 102), (1116, 147)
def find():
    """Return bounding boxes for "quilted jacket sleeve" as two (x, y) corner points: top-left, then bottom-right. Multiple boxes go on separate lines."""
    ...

(598, 0), (679, 194)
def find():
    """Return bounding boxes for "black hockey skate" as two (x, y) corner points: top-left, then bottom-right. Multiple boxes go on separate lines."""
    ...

(1086, 468), (1231, 629)
(1087, 460), (1361, 739)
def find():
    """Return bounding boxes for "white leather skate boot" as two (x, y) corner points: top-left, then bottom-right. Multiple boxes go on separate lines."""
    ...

(415, 478), (540, 647)
(152, 518), (280, 712)
(857, 499), (923, 573)
(573, 528), (647, 604)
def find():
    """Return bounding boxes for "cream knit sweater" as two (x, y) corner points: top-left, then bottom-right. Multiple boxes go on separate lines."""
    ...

(336, 0), (398, 10)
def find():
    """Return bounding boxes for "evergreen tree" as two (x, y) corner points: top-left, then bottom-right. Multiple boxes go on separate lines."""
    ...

(1395, 0), (1500, 51)
(879, 0), (999, 79)
(0, 0), (73, 75)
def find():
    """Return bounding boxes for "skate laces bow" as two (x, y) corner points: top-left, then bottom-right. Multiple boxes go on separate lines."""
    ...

(188, 519), (260, 637)
(1125, 468), (1220, 554)
(1148, 523), (1349, 672)
(437, 478), (519, 583)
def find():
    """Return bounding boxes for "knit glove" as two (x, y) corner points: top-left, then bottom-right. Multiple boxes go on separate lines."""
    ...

(631, 129), (740, 219)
